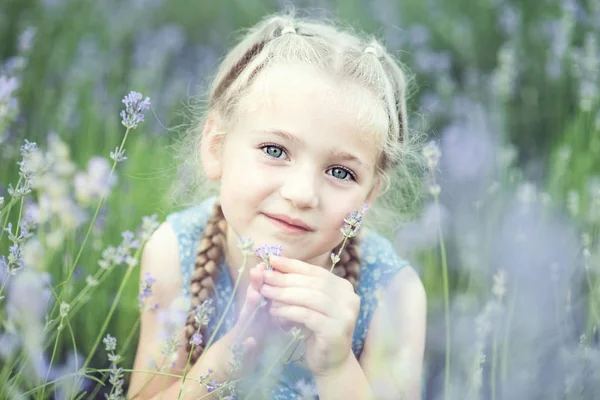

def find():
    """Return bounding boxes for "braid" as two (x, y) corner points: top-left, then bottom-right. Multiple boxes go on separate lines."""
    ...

(331, 237), (362, 291)
(185, 202), (227, 364)
(185, 202), (363, 365)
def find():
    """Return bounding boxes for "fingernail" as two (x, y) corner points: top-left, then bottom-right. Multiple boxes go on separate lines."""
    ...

(261, 284), (272, 291)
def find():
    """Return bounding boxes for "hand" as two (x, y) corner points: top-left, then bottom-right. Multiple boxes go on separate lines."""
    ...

(259, 255), (360, 377)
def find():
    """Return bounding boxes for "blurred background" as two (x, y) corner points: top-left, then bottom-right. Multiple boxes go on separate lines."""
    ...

(1, 0), (600, 398)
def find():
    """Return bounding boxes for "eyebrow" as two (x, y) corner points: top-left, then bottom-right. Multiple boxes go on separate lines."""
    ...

(255, 128), (369, 168)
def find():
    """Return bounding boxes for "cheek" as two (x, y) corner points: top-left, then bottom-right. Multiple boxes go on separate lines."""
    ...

(219, 147), (277, 202)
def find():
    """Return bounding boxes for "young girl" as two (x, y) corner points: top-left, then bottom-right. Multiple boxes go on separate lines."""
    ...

(128, 12), (426, 400)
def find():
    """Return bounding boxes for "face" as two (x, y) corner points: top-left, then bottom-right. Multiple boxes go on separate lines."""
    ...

(204, 63), (383, 268)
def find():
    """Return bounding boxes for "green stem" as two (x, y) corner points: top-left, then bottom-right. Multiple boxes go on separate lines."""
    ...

(491, 327), (499, 400)
(501, 281), (518, 381)
(177, 329), (203, 400)
(432, 169), (451, 400)
(330, 236), (350, 273)
(57, 128), (130, 300)
(81, 264), (136, 370)
(242, 336), (299, 400)
(39, 320), (62, 399)
(206, 253), (248, 350)
(89, 317), (141, 399)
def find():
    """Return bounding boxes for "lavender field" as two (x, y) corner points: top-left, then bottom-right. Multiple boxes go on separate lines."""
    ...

(1, 0), (600, 399)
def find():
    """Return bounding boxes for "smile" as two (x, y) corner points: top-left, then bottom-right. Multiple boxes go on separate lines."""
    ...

(262, 213), (313, 235)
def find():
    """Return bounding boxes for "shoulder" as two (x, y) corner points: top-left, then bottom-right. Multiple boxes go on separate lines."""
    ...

(140, 222), (183, 299)
(165, 197), (217, 238)
(358, 229), (410, 283)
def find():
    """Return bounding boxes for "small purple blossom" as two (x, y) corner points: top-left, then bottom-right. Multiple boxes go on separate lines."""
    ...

(189, 333), (203, 346)
(193, 298), (215, 326)
(138, 272), (157, 310)
(109, 147), (127, 163)
(206, 379), (218, 393)
(236, 236), (254, 255)
(120, 91), (151, 129)
(255, 244), (283, 270)
(341, 204), (368, 239)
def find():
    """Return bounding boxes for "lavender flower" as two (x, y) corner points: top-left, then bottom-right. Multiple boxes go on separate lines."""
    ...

(199, 368), (214, 383)
(109, 147), (127, 163)
(189, 333), (203, 346)
(206, 379), (218, 393)
(237, 236), (254, 256)
(255, 244), (283, 270)
(340, 204), (368, 239)
(103, 334), (124, 400)
(423, 140), (441, 170)
(103, 334), (117, 352)
(139, 214), (160, 242)
(73, 156), (117, 206)
(193, 298), (215, 327)
(120, 91), (151, 129)
(138, 272), (157, 310)
(7, 139), (39, 199)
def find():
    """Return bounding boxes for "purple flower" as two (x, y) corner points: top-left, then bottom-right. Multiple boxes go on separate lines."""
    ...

(103, 334), (117, 352)
(109, 147), (127, 163)
(236, 236), (254, 255)
(189, 333), (203, 346)
(138, 272), (157, 309)
(255, 244), (283, 270)
(193, 298), (215, 326)
(341, 204), (368, 239)
(120, 91), (151, 129)
(206, 379), (218, 393)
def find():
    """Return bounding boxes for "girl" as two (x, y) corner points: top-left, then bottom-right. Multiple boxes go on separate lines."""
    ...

(128, 11), (426, 400)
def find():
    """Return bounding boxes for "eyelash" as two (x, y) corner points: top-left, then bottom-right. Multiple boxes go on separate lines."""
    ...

(258, 143), (357, 182)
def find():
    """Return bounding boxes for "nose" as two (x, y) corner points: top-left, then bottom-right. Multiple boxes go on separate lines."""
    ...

(279, 165), (320, 209)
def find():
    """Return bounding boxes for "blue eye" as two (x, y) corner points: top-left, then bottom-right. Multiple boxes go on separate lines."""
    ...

(262, 145), (286, 159)
(328, 166), (356, 181)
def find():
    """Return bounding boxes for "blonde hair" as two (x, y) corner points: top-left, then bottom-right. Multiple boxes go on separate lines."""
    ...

(171, 10), (426, 237)
(171, 9), (427, 367)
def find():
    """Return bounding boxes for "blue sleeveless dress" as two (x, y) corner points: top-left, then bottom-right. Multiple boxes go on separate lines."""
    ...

(166, 197), (409, 399)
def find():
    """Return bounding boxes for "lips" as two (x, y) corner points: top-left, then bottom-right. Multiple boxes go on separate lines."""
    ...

(263, 213), (313, 231)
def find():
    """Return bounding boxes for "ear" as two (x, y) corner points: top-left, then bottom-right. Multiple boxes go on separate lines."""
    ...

(200, 117), (224, 181)
(365, 176), (382, 208)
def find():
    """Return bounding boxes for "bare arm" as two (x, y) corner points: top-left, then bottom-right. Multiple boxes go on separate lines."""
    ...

(359, 266), (427, 400)
(127, 222), (191, 399)
(127, 222), (266, 399)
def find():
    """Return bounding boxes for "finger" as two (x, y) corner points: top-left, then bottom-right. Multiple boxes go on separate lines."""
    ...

(269, 256), (328, 278)
(260, 285), (335, 317)
(263, 270), (339, 295)
(269, 304), (329, 335)
(249, 264), (265, 291)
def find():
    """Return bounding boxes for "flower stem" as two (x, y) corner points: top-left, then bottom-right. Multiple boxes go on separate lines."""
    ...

(329, 236), (350, 273)
(81, 262), (136, 370)
(242, 336), (299, 400)
(206, 253), (248, 350)
(432, 169), (451, 400)
(58, 128), (130, 300)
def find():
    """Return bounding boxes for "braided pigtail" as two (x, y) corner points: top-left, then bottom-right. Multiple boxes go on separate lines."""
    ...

(185, 202), (227, 364)
(331, 237), (362, 291)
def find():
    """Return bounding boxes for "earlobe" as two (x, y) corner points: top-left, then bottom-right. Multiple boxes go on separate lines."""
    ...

(200, 117), (224, 181)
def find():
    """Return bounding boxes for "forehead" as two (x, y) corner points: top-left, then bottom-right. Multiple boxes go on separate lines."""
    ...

(234, 63), (387, 164)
